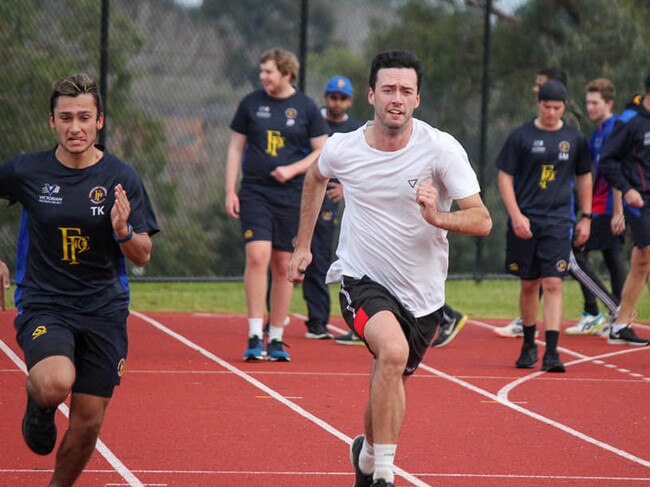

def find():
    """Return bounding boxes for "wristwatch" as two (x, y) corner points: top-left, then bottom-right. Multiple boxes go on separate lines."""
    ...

(581, 213), (592, 219)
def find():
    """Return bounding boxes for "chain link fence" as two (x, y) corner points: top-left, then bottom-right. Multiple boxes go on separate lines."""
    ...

(2, 0), (648, 280)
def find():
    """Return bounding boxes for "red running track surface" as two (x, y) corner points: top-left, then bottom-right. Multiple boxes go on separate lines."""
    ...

(0, 310), (648, 486)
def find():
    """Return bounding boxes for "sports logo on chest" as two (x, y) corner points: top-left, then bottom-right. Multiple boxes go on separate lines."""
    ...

(88, 186), (108, 216)
(558, 140), (571, 161)
(256, 105), (271, 119)
(285, 108), (298, 127)
(39, 183), (63, 205)
(531, 140), (545, 154)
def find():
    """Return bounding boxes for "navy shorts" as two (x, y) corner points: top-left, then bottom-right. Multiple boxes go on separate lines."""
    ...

(239, 184), (300, 252)
(583, 214), (624, 252)
(505, 220), (573, 279)
(339, 275), (442, 376)
(625, 205), (650, 248)
(15, 309), (129, 398)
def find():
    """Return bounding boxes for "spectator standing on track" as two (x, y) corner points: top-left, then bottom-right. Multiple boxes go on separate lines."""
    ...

(599, 72), (650, 346)
(225, 48), (329, 362)
(288, 50), (492, 487)
(0, 73), (159, 485)
(497, 79), (593, 372)
(304, 75), (363, 342)
(495, 67), (618, 338)
(565, 78), (627, 336)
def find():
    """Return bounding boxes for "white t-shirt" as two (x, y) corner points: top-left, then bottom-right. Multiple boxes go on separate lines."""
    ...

(318, 118), (480, 317)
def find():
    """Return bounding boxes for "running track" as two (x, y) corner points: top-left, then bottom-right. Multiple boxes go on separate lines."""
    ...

(0, 310), (648, 486)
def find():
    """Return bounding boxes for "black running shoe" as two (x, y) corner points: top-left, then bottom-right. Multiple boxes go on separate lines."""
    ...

(608, 325), (649, 346)
(371, 480), (394, 487)
(22, 394), (56, 455)
(515, 342), (539, 368)
(431, 310), (468, 348)
(350, 435), (373, 487)
(305, 321), (333, 340)
(542, 352), (566, 373)
(267, 339), (291, 361)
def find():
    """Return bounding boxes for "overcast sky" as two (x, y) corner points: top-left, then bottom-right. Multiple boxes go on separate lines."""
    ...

(173, 0), (530, 11)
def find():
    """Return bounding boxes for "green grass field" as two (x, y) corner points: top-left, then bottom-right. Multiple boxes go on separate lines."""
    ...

(2, 279), (648, 321)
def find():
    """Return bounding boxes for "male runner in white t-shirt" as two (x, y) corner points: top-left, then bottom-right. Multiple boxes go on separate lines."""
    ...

(288, 50), (492, 487)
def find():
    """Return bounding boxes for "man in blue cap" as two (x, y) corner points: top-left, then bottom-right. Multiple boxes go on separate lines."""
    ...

(302, 76), (363, 341)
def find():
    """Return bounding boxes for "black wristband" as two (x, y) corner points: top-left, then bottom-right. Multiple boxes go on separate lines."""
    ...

(114, 224), (133, 243)
(581, 213), (592, 219)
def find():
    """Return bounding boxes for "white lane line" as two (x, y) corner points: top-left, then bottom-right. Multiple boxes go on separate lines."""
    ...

(418, 360), (650, 468)
(0, 338), (144, 487)
(0, 468), (647, 482)
(434, 319), (649, 468)
(132, 311), (431, 487)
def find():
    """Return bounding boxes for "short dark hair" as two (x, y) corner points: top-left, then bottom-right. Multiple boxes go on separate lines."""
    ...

(50, 73), (103, 118)
(538, 66), (568, 87)
(369, 50), (423, 93)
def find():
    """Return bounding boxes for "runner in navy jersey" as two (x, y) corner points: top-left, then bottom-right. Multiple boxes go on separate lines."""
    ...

(225, 48), (329, 361)
(0, 73), (159, 485)
(497, 79), (593, 372)
(599, 72), (650, 346)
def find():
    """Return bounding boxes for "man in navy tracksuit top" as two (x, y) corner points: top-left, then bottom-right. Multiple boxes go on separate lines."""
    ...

(599, 73), (650, 346)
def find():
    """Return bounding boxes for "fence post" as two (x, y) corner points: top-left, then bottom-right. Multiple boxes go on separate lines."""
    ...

(99, 0), (110, 146)
(475, 0), (492, 283)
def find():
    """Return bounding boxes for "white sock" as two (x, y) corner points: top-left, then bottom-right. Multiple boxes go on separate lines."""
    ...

(248, 318), (264, 338)
(612, 323), (626, 334)
(359, 440), (374, 475)
(268, 325), (284, 342)
(373, 444), (396, 483)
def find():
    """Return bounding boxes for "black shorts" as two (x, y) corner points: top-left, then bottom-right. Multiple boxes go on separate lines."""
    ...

(339, 276), (442, 376)
(239, 184), (300, 252)
(15, 309), (129, 398)
(583, 214), (624, 252)
(625, 205), (650, 248)
(505, 220), (572, 279)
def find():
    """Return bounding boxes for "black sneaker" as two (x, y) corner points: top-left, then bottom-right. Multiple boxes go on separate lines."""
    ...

(22, 394), (57, 455)
(371, 480), (394, 487)
(431, 310), (468, 348)
(542, 352), (566, 372)
(267, 339), (291, 361)
(336, 331), (364, 346)
(243, 336), (266, 361)
(608, 325), (649, 346)
(305, 321), (333, 339)
(350, 435), (373, 487)
(515, 342), (539, 368)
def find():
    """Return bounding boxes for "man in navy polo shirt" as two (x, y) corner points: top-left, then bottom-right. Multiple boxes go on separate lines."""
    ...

(497, 80), (593, 372)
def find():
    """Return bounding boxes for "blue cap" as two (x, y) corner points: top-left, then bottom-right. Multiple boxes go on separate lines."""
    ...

(324, 76), (353, 97)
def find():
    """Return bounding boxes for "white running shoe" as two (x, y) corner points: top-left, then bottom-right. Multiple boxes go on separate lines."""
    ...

(565, 312), (608, 336)
(494, 317), (539, 338)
